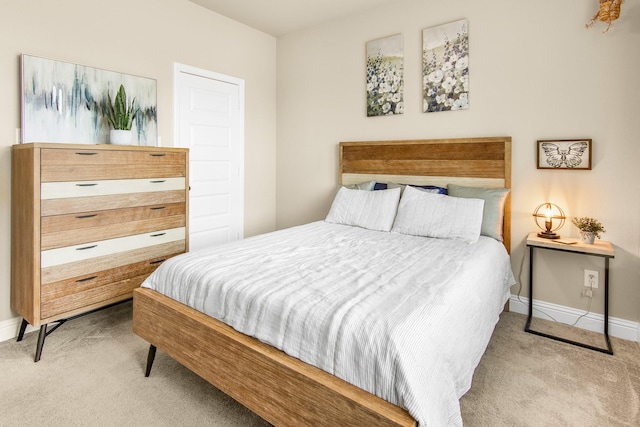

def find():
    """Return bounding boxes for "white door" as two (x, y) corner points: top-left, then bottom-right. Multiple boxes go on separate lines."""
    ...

(174, 64), (244, 252)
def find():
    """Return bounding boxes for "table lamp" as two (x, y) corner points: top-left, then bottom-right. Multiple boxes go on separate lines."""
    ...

(533, 202), (565, 239)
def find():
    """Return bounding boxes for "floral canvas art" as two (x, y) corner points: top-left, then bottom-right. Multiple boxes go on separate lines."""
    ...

(366, 34), (404, 116)
(422, 20), (469, 113)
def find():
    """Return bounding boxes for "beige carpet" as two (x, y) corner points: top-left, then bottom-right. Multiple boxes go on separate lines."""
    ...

(1, 301), (638, 426)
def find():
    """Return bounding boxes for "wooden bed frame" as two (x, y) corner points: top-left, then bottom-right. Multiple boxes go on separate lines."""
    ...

(133, 136), (512, 427)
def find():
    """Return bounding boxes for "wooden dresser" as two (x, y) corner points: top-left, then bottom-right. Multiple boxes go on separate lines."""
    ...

(11, 143), (188, 361)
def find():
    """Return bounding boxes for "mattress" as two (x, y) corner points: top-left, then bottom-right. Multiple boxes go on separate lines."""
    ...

(142, 221), (515, 426)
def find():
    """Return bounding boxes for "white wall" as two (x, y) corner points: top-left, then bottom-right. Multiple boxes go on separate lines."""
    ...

(0, 0), (277, 324)
(276, 0), (640, 323)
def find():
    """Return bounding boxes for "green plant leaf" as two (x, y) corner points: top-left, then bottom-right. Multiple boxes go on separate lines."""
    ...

(105, 84), (139, 130)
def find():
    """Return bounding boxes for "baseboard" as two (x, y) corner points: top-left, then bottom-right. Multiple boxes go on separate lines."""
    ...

(0, 316), (38, 343)
(510, 295), (640, 343)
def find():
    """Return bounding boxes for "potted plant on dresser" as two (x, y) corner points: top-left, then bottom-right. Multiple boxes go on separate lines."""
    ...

(572, 216), (606, 244)
(105, 84), (139, 145)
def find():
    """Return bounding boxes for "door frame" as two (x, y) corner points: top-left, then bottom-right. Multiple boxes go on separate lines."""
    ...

(173, 62), (245, 242)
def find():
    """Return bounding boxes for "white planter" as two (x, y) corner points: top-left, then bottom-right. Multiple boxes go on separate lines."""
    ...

(580, 231), (596, 244)
(110, 129), (133, 145)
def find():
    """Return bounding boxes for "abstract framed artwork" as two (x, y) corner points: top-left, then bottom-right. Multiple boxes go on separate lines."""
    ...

(366, 34), (404, 116)
(422, 19), (469, 113)
(21, 54), (157, 146)
(537, 139), (592, 170)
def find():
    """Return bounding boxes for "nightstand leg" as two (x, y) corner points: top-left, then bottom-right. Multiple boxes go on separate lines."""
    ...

(525, 246), (534, 331)
(604, 257), (612, 353)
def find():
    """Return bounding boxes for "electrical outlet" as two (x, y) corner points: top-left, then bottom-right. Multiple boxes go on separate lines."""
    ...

(584, 269), (599, 289)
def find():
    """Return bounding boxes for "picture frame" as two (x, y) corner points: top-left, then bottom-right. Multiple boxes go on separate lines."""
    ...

(21, 54), (158, 146)
(422, 19), (469, 113)
(536, 139), (592, 170)
(366, 34), (404, 116)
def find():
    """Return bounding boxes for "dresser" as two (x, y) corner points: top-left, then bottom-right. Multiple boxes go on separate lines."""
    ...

(11, 143), (189, 361)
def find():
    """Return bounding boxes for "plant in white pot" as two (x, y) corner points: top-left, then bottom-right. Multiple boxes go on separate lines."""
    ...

(105, 84), (139, 145)
(571, 216), (606, 244)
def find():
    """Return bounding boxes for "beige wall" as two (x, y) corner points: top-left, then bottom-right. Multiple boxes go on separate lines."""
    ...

(276, 0), (640, 324)
(0, 0), (277, 322)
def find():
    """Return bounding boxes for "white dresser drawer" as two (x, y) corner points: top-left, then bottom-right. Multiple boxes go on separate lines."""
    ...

(41, 177), (186, 200)
(41, 227), (186, 268)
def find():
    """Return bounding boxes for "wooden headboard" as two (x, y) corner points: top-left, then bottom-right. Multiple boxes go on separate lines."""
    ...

(339, 137), (512, 253)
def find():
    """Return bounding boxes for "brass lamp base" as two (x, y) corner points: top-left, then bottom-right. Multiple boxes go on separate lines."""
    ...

(538, 231), (560, 239)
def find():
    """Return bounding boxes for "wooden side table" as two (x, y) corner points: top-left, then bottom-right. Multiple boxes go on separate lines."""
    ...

(525, 232), (615, 354)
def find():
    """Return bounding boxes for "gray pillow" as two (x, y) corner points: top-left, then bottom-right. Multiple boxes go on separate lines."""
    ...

(447, 184), (510, 241)
(344, 180), (375, 190)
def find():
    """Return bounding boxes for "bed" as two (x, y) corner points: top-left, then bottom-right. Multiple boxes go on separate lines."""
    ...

(132, 136), (513, 427)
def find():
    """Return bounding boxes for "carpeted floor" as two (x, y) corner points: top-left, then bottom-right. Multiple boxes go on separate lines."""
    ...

(460, 314), (640, 427)
(1, 301), (638, 426)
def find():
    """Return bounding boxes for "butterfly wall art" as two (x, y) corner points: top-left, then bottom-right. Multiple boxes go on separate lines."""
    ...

(537, 139), (592, 170)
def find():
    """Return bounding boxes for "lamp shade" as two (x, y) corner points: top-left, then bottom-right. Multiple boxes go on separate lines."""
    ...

(533, 202), (566, 239)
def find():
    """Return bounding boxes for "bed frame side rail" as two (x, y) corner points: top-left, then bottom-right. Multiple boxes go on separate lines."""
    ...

(132, 287), (416, 427)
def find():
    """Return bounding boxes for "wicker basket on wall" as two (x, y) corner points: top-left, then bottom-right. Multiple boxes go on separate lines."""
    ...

(586, 0), (624, 32)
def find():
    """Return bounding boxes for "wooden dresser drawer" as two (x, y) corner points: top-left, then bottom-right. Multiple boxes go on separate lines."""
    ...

(41, 190), (186, 216)
(41, 148), (186, 181)
(41, 203), (186, 250)
(40, 253), (183, 320)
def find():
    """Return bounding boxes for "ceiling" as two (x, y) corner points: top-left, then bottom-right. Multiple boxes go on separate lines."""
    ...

(188, 0), (401, 37)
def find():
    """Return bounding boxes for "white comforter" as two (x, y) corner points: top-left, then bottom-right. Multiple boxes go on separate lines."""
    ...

(142, 221), (514, 426)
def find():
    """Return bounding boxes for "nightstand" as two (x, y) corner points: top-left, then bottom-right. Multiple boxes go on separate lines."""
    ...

(525, 232), (615, 355)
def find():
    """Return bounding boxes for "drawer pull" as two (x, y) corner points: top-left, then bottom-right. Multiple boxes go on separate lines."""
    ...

(76, 244), (97, 251)
(150, 259), (166, 265)
(76, 275), (98, 283)
(75, 214), (98, 219)
(75, 152), (98, 156)
(150, 206), (166, 210)
(76, 183), (98, 187)
(150, 180), (166, 184)
(150, 233), (166, 237)
(150, 153), (166, 157)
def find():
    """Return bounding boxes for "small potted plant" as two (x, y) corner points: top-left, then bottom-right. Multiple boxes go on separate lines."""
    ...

(571, 216), (606, 244)
(105, 84), (139, 145)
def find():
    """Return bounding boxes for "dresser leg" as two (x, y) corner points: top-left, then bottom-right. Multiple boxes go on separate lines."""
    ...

(34, 325), (47, 362)
(33, 320), (67, 362)
(145, 345), (157, 377)
(16, 319), (28, 342)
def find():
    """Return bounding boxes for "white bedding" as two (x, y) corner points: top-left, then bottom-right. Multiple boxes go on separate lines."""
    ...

(142, 221), (515, 426)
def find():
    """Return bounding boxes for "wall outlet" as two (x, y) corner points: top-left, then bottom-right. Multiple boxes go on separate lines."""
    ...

(584, 269), (599, 289)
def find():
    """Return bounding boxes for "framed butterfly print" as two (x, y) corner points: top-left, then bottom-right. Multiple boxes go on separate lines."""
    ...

(537, 139), (592, 170)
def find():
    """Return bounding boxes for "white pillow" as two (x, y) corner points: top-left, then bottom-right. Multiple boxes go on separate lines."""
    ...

(391, 185), (484, 243)
(325, 187), (401, 232)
